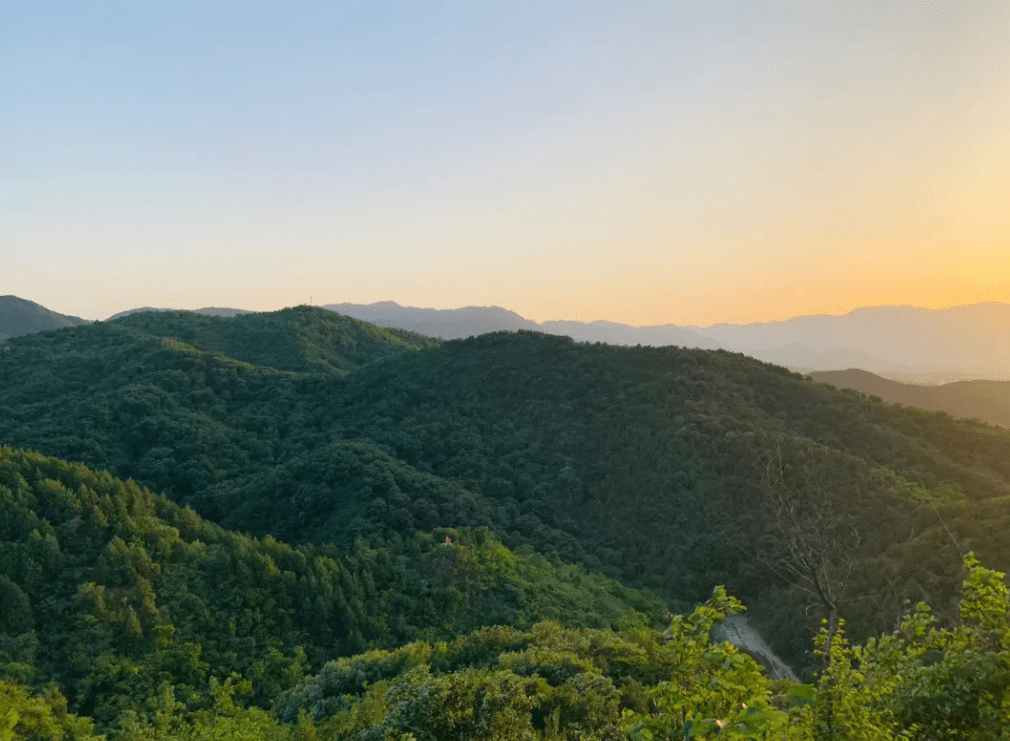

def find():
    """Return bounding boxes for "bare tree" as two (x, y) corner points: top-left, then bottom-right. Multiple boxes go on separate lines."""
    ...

(751, 437), (864, 660)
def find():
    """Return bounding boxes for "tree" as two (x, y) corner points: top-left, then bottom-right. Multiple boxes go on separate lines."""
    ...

(751, 437), (866, 661)
(626, 586), (788, 739)
(0, 679), (103, 741)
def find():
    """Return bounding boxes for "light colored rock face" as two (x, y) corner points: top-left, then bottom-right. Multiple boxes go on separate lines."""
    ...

(713, 614), (799, 682)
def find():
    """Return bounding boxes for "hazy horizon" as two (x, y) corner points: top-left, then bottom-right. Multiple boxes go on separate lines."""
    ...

(6, 2), (1009, 325)
(9, 294), (1008, 330)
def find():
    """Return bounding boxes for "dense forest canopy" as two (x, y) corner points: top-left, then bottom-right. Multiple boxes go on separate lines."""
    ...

(0, 446), (661, 726)
(3, 306), (1010, 738)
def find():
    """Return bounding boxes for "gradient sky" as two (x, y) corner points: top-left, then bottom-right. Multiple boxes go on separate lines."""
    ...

(4, 1), (1009, 325)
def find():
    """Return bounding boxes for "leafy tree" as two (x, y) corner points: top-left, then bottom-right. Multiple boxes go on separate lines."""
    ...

(626, 587), (788, 740)
(0, 679), (103, 741)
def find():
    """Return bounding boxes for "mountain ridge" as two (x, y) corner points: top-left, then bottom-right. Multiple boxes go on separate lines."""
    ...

(808, 368), (1010, 428)
(106, 306), (255, 320)
(79, 297), (1010, 378)
(328, 300), (1010, 379)
(8, 294), (1009, 380)
(0, 295), (90, 340)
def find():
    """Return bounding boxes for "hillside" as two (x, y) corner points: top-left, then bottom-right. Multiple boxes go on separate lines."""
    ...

(5, 307), (1010, 736)
(946, 378), (1010, 406)
(3, 306), (1010, 677)
(110, 306), (439, 374)
(4, 447), (1010, 739)
(0, 444), (663, 730)
(0, 295), (89, 340)
(810, 369), (1010, 428)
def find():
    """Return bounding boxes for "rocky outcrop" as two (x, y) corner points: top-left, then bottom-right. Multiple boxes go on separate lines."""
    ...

(713, 615), (799, 682)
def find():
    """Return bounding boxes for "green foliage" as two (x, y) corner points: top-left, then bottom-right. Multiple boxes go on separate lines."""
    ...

(5, 452), (1010, 740)
(627, 554), (1010, 740)
(780, 553), (1010, 740)
(0, 576), (33, 635)
(113, 677), (316, 741)
(4, 306), (1010, 670)
(876, 466), (960, 504)
(278, 619), (677, 739)
(626, 587), (788, 740)
(279, 565), (1010, 739)
(0, 679), (103, 741)
(0, 446), (660, 732)
(6, 307), (1010, 738)
(111, 307), (437, 375)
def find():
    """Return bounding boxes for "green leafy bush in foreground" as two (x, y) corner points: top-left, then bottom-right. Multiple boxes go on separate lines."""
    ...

(275, 553), (1010, 740)
(627, 552), (1010, 740)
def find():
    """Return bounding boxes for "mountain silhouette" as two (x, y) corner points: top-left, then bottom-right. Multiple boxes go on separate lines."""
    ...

(0, 295), (89, 340)
(16, 296), (1010, 379)
(325, 301), (539, 338)
(328, 301), (1010, 378)
(694, 303), (1010, 376)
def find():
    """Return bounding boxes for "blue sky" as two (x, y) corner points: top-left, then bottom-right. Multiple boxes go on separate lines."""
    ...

(4, 2), (1008, 324)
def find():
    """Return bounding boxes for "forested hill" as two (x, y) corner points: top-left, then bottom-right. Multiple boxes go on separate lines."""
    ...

(0, 295), (89, 340)
(2, 306), (1010, 676)
(810, 368), (1010, 428)
(0, 445), (662, 729)
(4, 433), (1010, 740)
(110, 305), (439, 373)
(107, 306), (254, 320)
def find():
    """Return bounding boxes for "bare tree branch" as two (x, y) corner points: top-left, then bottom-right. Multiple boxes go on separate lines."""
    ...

(748, 435), (865, 661)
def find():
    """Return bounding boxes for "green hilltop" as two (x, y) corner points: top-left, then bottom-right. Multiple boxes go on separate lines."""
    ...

(110, 305), (439, 374)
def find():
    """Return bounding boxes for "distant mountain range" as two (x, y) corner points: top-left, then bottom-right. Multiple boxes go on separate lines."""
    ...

(328, 301), (1010, 380)
(695, 304), (1010, 378)
(0, 295), (90, 340)
(7, 296), (1009, 380)
(325, 301), (727, 350)
(809, 368), (1010, 428)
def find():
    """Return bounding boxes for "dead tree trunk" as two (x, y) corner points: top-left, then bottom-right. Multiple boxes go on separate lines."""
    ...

(753, 438), (862, 663)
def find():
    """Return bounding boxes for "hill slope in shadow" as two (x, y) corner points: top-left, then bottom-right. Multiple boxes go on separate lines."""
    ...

(809, 368), (1010, 428)
(0, 295), (89, 340)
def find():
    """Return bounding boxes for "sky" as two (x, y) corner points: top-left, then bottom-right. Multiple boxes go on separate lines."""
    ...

(3, 1), (1009, 326)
